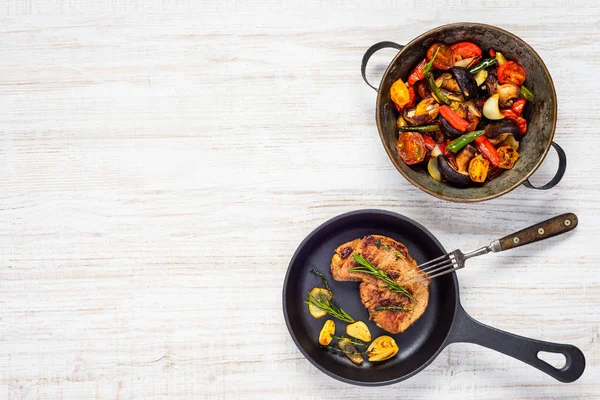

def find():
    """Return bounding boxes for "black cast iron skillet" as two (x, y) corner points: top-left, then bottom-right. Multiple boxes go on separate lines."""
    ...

(282, 210), (585, 386)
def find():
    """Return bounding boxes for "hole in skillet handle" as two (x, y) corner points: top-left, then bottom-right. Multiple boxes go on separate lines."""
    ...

(361, 41), (405, 91)
(524, 141), (567, 190)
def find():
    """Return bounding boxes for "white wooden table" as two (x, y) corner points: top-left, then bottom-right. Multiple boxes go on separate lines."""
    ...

(1, 1), (598, 399)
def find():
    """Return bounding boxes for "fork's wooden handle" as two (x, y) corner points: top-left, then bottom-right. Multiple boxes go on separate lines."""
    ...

(498, 213), (578, 251)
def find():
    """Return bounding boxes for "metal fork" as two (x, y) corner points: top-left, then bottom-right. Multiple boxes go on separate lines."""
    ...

(403, 213), (578, 285)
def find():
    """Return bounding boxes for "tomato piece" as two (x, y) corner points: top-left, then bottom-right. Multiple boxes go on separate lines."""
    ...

(422, 134), (436, 151)
(497, 146), (520, 169)
(512, 98), (527, 114)
(450, 42), (482, 61)
(468, 155), (490, 183)
(390, 78), (410, 107)
(502, 109), (528, 134)
(397, 132), (426, 165)
(426, 43), (454, 70)
(416, 80), (431, 99)
(498, 61), (526, 86)
(408, 58), (427, 86)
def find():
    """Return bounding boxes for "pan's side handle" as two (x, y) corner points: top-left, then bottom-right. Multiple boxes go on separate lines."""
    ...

(361, 41), (405, 91)
(446, 305), (585, 383)
(523, 142), (567, 190)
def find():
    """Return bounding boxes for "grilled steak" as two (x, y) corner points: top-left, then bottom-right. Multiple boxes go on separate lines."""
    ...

(331, 235), (430, 334)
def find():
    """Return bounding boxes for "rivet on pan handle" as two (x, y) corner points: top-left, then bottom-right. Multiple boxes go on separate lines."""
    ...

(361, 41), (405, 91)
(446, 305), (586, 383)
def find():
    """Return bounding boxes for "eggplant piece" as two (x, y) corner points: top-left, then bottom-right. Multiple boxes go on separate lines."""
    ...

(438, 155), (471, 186)
(440, 117), (464, 138)
(484, 119), (521, 141)
(451, 67), (478, 100)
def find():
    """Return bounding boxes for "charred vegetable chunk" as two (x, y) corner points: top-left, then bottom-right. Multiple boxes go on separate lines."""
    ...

(346, 321), (371, 342)
(497, 146), (520, 169)
(319, 320), (335, 346)
(397, 132), (426, 165)
(468, 154), (490, 183)
(367, 336), (399, 362)
(451, 67), (478, 100)
(338, 339), (364, 365)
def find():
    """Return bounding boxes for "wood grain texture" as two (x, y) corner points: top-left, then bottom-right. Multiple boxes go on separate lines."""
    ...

(0, 1), (599, 399)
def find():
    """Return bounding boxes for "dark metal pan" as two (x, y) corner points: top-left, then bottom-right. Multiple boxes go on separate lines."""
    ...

(282, 209), (585, 386)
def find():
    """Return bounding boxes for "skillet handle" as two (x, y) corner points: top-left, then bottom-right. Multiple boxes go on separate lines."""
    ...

(446, 305), (585, 382)
(524, 141), (566, 190)
(361, 41), (405, 91)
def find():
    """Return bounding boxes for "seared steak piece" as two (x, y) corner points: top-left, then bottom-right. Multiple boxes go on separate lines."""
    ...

(331, 235), (430, 334)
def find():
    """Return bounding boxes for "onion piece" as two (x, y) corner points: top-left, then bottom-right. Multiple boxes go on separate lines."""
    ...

(428, 157), (442, 181)
(454, 56), (477, 68)
(483, 94), (504, 120)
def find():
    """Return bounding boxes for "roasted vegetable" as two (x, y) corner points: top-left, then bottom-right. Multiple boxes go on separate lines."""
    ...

(512, 98), (526, 114)
(439, 105), (470, 132)
(398, 124), (439, 133)
(367, 336), (399, 362)
(426, 43), (454, 70)
(438, 155), (470, 186)
(468, 154), (490, 182)
(440, 117), (464, 138)
(338, 339), (363, 365)
(446, 130), (485, 153)
(319, 320), (335, 346)
(451, 67), (478, 100)
(397, 132), (426, 165)
(520, 85), (534, 101)
(498, 61), (526, 86)
(396, 115), (408, 128)
(450, 42), (482, 61)
(426, 72), (450, 105)
(474, 69), (488, 86)
(483, 94), (504, 120)
(427, 156), (442, 181)
(484, 119), (521, 140)
(416, 80), (431, 98)
(502, 109), (527, 135)
(495, 52), (507, 66)
(435, 73), (461, 93)
(455, 144), (477, 173)
(422, 134), (437, 151)
(346, 321), (371, 342)
(408, 58), (427, 86)
(474, 136), (500, 166)
(498, 146), (520, 169)
(307, 288), (332, 318)
(404, 97), (440, 126)
(497, 83), (520, 107)
(501, 134), (520, 151)
(390, 78), (411, 107)
(469, 57), (496, 74)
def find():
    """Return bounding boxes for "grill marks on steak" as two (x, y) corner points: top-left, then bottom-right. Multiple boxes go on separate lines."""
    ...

(330, 235), (430, 334)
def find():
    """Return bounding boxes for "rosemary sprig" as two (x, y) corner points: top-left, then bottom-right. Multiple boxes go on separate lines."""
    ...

(349, 253), (416, 302)
(374, 305), (412, 312)
(304, 292), (355, 323)
(331, 335), (366, 347)
(310, 268), (331, 292)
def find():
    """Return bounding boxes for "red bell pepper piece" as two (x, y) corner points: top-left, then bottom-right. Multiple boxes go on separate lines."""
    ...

(503, 109), (528, 134)
(422, 135), (436, 151)
(489, 48), (496, 57)
(473, 136), (500, 166)
(439, 105), (470, 132)
(408, 58), (427, 86)
(512, 98), (526, 114)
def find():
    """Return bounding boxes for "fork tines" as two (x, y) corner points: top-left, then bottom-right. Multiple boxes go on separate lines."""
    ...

(402, 250), (461, 285)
